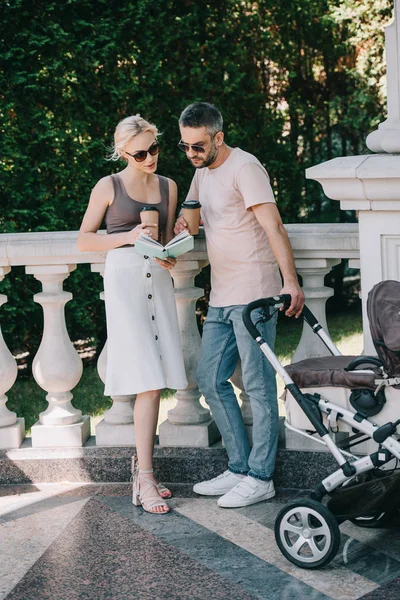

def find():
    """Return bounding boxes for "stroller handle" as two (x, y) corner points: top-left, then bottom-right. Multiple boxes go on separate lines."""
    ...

(243, 294), (342, 357)
(242, 294), (291, 340)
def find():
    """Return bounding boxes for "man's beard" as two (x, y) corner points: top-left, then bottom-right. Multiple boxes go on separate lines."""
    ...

(192, 144), (218, 168)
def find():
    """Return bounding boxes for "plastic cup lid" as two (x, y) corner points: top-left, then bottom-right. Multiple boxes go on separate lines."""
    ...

(140, 206), (159, 212)
(182, 200), (201, 209)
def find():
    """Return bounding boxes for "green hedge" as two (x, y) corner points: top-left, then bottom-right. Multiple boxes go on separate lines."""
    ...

(1, 0), (392, 358)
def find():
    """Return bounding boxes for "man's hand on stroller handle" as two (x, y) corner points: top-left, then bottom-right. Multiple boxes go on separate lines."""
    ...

(279, 280), (304, 318)
(243, 294), (295, 340)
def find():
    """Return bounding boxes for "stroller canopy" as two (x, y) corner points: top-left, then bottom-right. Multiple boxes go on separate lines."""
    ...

(367, 280), (400, 387)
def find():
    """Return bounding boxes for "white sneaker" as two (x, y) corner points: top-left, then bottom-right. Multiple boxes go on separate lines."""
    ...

(217, 476), (275, 508)
(193, 470), (246, 496)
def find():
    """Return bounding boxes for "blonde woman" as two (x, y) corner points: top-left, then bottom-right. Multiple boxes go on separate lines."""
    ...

(78, 115), (187, 514)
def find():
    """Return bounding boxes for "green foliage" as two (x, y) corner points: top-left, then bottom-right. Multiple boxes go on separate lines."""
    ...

(0, 0), (393, 355)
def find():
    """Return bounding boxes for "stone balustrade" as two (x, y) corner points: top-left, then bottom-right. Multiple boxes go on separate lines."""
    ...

(0, 224), (359, 450)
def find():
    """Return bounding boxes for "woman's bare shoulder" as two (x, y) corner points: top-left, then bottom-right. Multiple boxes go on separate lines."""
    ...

(90, 175), (115, 205)
(92, 174), (114, 193)
(165, 177), (177, 191)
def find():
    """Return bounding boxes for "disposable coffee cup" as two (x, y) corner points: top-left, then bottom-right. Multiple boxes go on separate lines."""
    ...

(140, 206), (159, 241)
(181, 200), (202, 235)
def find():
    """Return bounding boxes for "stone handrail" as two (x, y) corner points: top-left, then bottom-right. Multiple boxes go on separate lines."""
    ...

(0, 223), (358, 266)
(0, 223), (359, 449)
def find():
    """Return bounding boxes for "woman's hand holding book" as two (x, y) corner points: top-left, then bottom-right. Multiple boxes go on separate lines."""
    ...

(124, 223), (157, 246)
(154, 257), (177, 270)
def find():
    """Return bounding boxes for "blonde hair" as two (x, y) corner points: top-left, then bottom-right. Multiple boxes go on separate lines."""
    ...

(108, 114), (159, 161)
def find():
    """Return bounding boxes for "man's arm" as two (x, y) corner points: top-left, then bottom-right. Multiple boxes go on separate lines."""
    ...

(251, 202), (304, 317)
(174, 172), (200, 234)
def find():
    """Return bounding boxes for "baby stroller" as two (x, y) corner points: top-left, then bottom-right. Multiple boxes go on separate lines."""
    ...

(242, 280), (400, 569)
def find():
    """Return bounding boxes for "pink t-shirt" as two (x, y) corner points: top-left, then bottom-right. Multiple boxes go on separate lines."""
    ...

(186, 147), (282, 307)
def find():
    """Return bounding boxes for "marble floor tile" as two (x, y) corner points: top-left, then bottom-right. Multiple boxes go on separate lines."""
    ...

(6, 497), (254, 600)
(0, 483), (41, 497)
(237, 492), (400, 592)
(0, 497), (90, 600)
(236, 489), (312, 529)
(358, 577), (400, 599)
(0, 483), (100, 524)
(340, 521), (400, 562)
(101, 495), (331, 600)
(1, 483), (399, 600)
(176, 498), (378, 600)
(332, 534), (400, 585)
(0, 483), (99, 519)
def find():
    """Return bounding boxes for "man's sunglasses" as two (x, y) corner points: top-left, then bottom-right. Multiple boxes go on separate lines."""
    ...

(126, 142), (159, 163)
(177, 141), (206, 154)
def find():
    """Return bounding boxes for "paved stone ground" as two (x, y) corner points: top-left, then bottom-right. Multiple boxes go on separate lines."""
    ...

(0, 483), (399, 600)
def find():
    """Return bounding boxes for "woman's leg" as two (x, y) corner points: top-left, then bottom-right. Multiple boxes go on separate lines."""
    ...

(134, 389), (161, 470)
(133, 389), (169, 513)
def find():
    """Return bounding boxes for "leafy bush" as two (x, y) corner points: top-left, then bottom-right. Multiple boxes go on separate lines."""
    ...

(1, 0), (392, 357)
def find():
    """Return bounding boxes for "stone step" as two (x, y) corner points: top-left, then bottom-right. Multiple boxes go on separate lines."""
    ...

(0, 437), (338, 489)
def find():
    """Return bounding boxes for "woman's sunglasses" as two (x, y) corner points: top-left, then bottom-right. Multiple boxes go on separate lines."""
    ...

(126, 142), (159, 163)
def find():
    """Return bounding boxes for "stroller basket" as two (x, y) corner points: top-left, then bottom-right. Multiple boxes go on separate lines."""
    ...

(242, 283), (400, 569)
(327, 470), (400, 525)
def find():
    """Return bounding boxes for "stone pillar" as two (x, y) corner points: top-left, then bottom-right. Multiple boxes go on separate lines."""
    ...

(292, 258), (341, 362)
(159, 259), (220, 447)
(348, 258), (362, 344)
(366, 1), (400, 154)
(0, 267), (25, 448)
(306, 2), (400, 354)
(26, 265), (90, 447)
(91, 263), (136, 446)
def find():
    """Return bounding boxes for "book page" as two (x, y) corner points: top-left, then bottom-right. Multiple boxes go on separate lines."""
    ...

(137, 234), (163, 248)
(135, 230), (193, 259)
(165, 230), (191, 248)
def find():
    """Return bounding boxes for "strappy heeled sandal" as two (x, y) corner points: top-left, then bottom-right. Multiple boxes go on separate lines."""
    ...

(157, 483), (173, 499)
(132, 465), (170, 514)
(131, 456), (172, 500)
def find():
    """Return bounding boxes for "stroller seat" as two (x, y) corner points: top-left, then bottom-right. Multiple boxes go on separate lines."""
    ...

(284, 355), (398, 433)
(285, 355), (379, 390)
(284, 279), (400, 435)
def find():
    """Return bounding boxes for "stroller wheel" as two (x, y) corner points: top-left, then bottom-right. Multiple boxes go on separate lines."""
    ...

(275, 499), (341, 569)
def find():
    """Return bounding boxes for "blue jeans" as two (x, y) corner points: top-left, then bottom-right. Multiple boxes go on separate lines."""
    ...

(197, 305), (278, 481)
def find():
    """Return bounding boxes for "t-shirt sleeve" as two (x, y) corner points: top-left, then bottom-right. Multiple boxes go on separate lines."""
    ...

(236, 162), (276, 209)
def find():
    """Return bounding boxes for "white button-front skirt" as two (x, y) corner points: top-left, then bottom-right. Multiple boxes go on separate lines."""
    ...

(103, 248), (188, 396)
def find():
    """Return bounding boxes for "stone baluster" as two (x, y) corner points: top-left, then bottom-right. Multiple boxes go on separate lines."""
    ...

(26, 265), (90, 447)
(0, 267), (25, 449)
(292, 258), (341, 362)
(91, 263), (136, 446)
(159, 259), (220, 446)
(348, 258), (362, 305)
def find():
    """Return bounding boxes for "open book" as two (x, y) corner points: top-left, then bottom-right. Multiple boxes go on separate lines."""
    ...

(134, 230), (194, 259)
